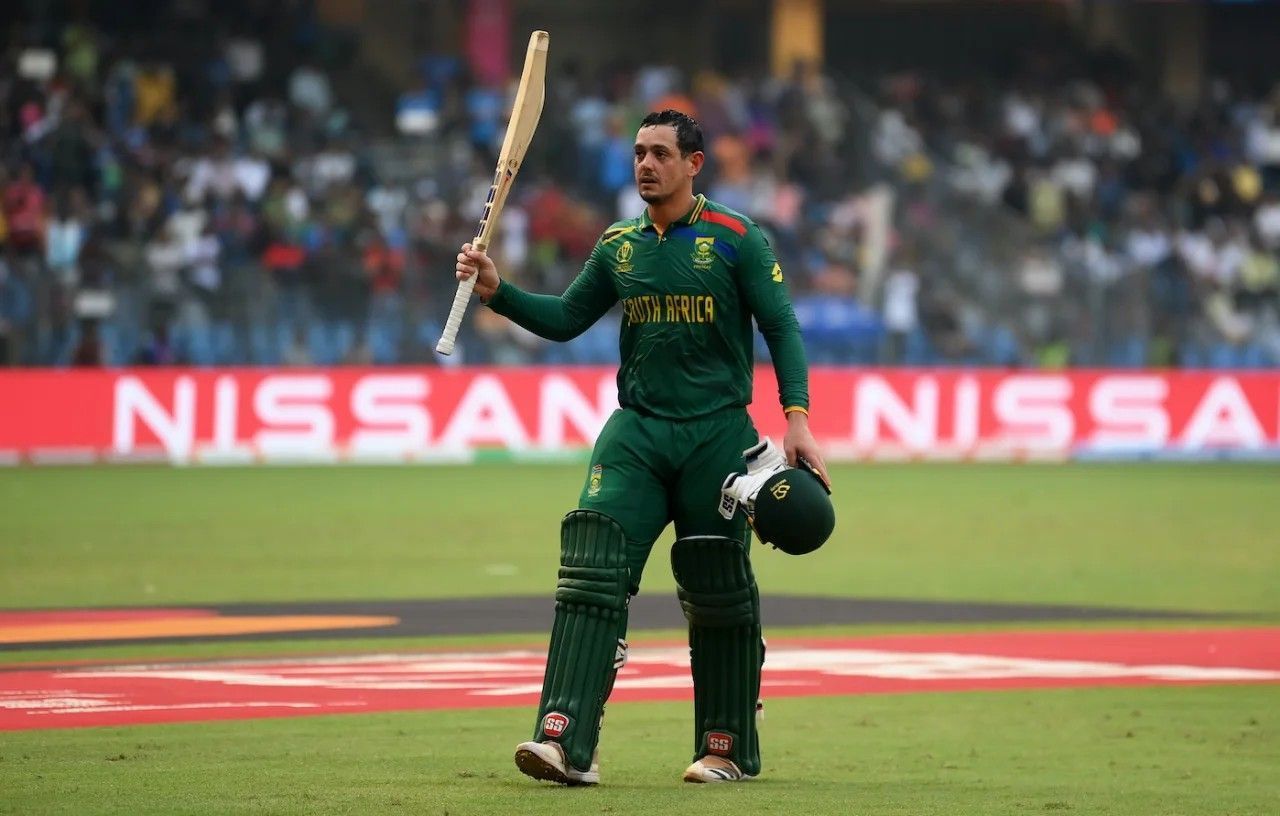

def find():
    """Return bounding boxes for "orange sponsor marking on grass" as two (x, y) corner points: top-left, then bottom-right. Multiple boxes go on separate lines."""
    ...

(0, 616), (399, 645)
(0, 609), (215, 626)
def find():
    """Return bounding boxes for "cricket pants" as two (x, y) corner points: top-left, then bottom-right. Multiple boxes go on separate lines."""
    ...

(576, 405), (757, 593)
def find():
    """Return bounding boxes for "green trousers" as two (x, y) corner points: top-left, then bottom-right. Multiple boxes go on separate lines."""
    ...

(578, 406), (757, 589)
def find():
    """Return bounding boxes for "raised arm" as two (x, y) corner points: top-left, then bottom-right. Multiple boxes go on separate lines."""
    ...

(456, 241), (618, 342)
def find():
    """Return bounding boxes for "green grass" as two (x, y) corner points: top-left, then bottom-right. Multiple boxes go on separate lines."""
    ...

(2, 462), (1277, 815)
(2, 463), (1278, 612)
(1, 686), (1274, 816)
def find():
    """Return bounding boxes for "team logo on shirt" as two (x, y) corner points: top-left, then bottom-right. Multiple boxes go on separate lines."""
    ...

(771, 262), (784, 282)
(588, 464), (604, 497)
(616, 241), (634, 273)
(693, 237), (716, 269)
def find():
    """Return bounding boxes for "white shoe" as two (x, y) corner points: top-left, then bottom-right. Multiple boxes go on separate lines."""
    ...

(514, 740), (600, 785)
(682, 755), (754, 783)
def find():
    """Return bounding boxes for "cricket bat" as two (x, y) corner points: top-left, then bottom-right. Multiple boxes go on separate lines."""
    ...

(436, 30), (549, 356)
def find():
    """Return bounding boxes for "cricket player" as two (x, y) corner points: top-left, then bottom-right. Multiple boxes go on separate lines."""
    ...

(454, 109), (828, 785)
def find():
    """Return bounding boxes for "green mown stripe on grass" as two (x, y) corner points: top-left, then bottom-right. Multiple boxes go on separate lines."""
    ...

(0, 685), (1273, 816)
(2, 463), (1277, 613)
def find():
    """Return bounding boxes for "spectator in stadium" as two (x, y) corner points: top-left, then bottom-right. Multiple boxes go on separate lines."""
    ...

(881, 249), (920, 364)
(0, 251), (33, 364)
(70, 318), (104, 366)
(2, 164), (46, 260)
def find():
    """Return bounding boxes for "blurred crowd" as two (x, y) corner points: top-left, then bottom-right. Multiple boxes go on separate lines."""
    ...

(0, 2), (459, 368)
(462, 46), (1280, 369)
(865, 55), (1280, 368)
(2, 5), (1279, 369)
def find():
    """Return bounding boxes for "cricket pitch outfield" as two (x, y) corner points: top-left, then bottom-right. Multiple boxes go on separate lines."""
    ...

(1, 462), (1277, 815)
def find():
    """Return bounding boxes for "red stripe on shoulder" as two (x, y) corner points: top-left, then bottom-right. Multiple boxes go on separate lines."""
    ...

(699, 210), (747, 236)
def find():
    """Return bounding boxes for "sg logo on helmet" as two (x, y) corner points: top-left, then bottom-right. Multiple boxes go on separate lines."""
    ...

(769, 479), (791, 500)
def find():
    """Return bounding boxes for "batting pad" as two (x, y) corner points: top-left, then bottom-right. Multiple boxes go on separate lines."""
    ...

(671, 535), (764, 777)
(534, 509), (630, 772)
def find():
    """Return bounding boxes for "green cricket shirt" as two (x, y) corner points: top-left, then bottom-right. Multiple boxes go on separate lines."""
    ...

(486, 194), (810, 420)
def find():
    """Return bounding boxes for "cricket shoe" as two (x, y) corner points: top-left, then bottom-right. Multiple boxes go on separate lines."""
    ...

(514, 741), (599, 786)
(682, 755), (755, 783)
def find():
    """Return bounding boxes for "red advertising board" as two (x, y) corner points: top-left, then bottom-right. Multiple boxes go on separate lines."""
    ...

(1, 368), (1277, 463)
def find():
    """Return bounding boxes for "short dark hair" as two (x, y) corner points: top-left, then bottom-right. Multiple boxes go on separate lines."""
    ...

(639, 109), (704, 157)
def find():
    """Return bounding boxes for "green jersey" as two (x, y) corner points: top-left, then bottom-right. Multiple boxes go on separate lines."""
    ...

(486, 194), (809, 420)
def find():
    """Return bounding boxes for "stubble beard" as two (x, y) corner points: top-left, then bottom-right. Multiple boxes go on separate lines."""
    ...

(638, 185), (666, 205)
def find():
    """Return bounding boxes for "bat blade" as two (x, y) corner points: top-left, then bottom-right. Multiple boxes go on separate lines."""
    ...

(436, 30), (549, 356)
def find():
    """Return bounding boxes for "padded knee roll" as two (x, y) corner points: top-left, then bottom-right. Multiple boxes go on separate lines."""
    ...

(671, 535), (764, 777)
(534, 510), (630, 772)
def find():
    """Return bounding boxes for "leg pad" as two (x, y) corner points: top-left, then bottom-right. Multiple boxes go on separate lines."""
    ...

(671, 536), (764, 777)
(534, 510), (630, 772)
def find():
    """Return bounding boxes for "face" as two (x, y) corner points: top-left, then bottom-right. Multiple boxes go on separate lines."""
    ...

(634, 125), (703, 204)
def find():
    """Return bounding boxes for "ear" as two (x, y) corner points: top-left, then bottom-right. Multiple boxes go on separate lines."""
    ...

(687, 150), (705, 178)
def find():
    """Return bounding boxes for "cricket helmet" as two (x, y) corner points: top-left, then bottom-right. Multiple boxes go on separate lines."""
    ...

(750, 464), (835, 556)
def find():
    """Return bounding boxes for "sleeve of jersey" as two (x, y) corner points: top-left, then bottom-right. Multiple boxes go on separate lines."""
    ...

(738, 224), (810, 412)
(486, 243), (617, 342)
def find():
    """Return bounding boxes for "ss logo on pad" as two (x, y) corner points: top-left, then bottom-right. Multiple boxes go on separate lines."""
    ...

(707, 732), (733, 755)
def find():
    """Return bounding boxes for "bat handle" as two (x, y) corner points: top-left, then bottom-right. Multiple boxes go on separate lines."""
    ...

(435, 236), (488, 356)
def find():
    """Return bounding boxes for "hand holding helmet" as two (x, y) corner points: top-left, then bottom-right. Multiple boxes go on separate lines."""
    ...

(718, 437), (835, 555)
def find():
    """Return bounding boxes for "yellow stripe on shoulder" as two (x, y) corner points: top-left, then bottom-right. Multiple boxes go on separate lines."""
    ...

(689, 195), (707, 222)
(601, 225), (638, 244)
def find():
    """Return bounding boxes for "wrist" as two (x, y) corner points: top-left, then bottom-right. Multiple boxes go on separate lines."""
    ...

(481, 278), (503, 305)
(784, 406), (809, 424)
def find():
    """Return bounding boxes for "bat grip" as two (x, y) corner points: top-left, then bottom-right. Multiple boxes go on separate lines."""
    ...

(435, 235), (488, 356)
(435, 274), (476, 356)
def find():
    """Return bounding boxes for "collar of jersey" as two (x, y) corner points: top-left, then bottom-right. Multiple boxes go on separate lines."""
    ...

(638, 193), (707, 232)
